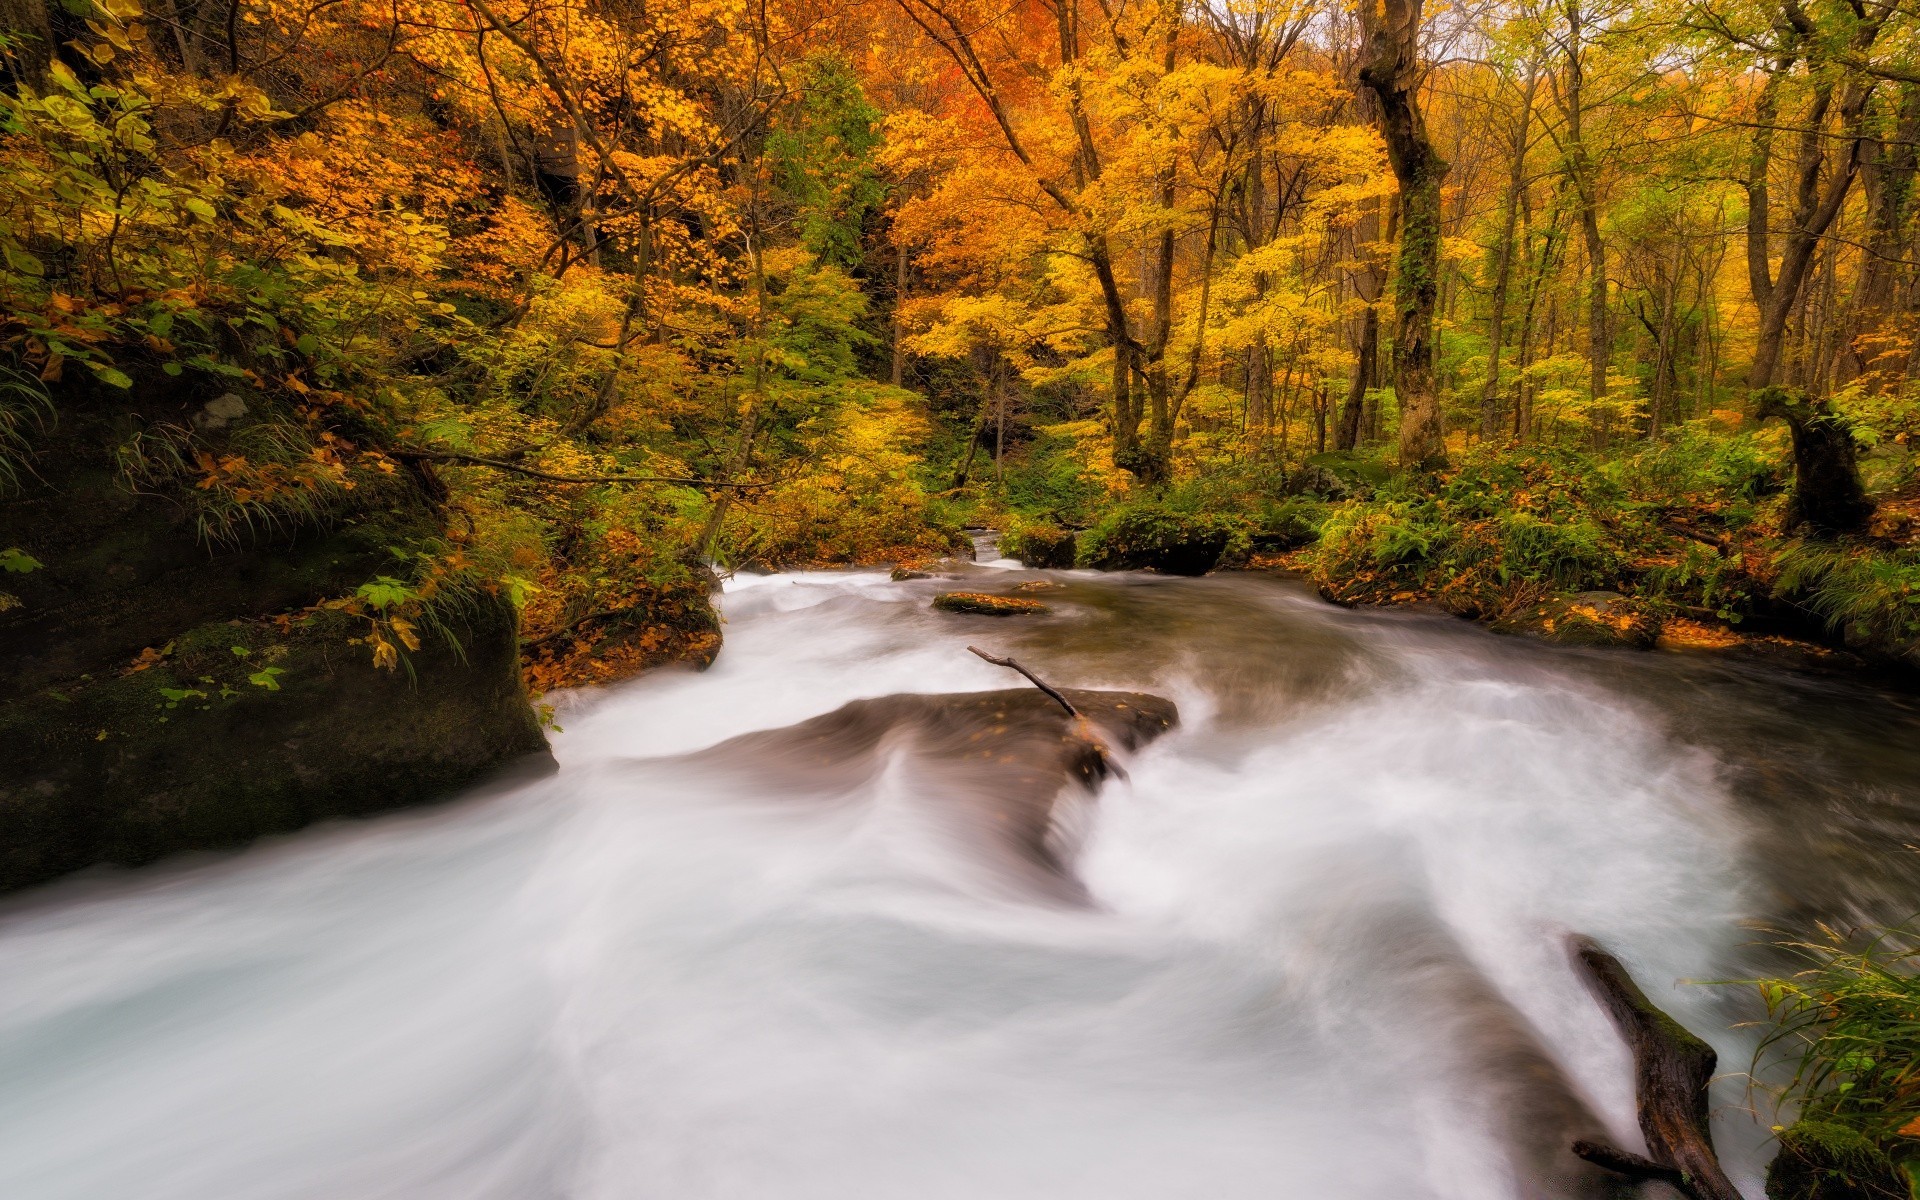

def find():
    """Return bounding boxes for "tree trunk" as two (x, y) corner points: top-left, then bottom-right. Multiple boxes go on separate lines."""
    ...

(1482, 66), (1537, 440)
(1336, 193), (1390, 451)
(0, 0), (53, 85)
(1337, 306), (1378, 451)
(1746, 65), (1876, 390)
(1841, 84), (1920, 385)
(1356, 0), (1449, 472)
(1568, 937), (1745, 1200)
(1755, 388), (1876, 536)
(1558, 2), (1609, 406)
(892, 241), (909, 388)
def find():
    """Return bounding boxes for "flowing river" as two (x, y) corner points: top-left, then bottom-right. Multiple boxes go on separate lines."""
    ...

(5, 547), (1920, 1200)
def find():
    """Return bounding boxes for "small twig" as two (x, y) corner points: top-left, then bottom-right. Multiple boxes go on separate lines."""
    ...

(389, 448), (774, 490)
(966, 646), (1131, 782)
(968, 645), (1078, 717)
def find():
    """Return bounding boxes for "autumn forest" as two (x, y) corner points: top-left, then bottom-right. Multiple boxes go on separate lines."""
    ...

(7, 0), (1920, 1193)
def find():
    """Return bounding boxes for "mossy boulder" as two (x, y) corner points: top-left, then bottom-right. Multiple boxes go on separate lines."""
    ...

(1001, 524), (1078, 569)
(0, 374), (550, 893)
(1766, 1119), (1910, 1200)
(1077, 505), (1251, 575)
(1493, 591), (1659, 649)
(932, 591), (1050, 616)
(0, 599), (546, 892)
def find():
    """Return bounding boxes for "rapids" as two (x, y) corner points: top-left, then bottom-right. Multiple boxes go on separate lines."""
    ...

(5, 548), (1920, 1199)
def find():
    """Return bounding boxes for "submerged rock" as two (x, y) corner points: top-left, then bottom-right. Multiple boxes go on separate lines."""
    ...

(671, 688), (1177, 902)
(932, 591), (1050, 616)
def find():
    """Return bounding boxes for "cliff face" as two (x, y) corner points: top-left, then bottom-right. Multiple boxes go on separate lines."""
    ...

(0, 375), (550, 894)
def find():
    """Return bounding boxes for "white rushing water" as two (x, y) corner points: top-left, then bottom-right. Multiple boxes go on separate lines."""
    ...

(0, 563), (1805, 1199)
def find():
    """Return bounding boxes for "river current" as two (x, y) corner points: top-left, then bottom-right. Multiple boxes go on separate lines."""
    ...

(5, 547), (1920, 1199)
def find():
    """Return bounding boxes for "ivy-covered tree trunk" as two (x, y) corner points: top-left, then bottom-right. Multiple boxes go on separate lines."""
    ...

(1754, 388), (1876, 537)
(1357, 0), (1448, 472)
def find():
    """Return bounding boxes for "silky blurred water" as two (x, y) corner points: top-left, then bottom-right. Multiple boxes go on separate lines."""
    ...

(5, 553), (1920, 1199)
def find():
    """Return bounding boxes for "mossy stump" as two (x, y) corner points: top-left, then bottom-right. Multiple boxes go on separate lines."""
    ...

(932, 592), (1050, 616)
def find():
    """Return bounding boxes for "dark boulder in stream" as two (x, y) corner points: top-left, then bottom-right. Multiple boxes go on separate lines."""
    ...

(669, 687), (1177, 903)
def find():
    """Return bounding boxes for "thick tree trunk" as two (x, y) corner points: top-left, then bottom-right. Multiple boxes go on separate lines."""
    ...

(1841, 85), (1920, 385)
(1754, 388), (1876, 536)
(1356, 0), (1449, 472)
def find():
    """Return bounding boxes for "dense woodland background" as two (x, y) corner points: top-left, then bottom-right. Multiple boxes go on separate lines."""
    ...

(8, 0), (1920, 674)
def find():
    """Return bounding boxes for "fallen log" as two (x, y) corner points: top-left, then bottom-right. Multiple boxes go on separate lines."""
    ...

(1569, 935), (1746, 1200)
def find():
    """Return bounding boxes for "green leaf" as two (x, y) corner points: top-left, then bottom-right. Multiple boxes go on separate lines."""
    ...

(247, 667), (284, 691)
(149, 310), (174, 337)
(181, 197), (217, 222)
(229, 645), (250, 657)
(4, 245), (45, 276)
(162, 361), (183, 376)
(355, 576), (413, 610)
(0, 548), (44, 573)
(90, 364), (134, 388)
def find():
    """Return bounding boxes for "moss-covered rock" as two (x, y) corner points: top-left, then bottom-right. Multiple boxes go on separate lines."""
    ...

(1493, 591), (1659, 649)
(932, 591), (1050, 616)
(1766, 1119), (1909, 1200)
(0, 374), (549, 893)
(1077, 505), (1250, 575)
(1001, 524), (1078, 569)
(0, 599), (546, 892)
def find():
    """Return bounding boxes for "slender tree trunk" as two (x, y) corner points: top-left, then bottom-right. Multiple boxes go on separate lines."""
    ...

(1338, 307), (1378, 450)
(892, 242), (909, 388)
(1559, 1), (1609, 406)
(1746, 64), (1877, 389)
(1357, 0), (1449, 472)
(1482, 66), (1537, 440)
(1336, 193), (1390, 451)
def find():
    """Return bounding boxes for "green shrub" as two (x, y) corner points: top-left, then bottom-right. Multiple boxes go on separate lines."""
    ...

(1745, 926), (1920, 1200)
(1305, 447), (1638, 615)
(1607, 423), (1785, 522)
(1775, 541), (1920, 659)
(1253, 497), (1330, 549)
(995, 429), (1109, 526)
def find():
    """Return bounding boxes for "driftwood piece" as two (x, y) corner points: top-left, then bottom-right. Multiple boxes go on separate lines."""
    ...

(1570, 935), (1746, 1200)
(966, 646), (1132, 779)
(967, 646), (1079, 717)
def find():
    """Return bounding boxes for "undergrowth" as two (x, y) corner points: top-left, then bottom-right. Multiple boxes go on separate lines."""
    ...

(1748, 925), (1920, 1199)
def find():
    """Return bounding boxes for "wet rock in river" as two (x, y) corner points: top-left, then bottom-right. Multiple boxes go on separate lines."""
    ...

(933, 591), (1050, 616)
(670, 688), (1177, 903)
